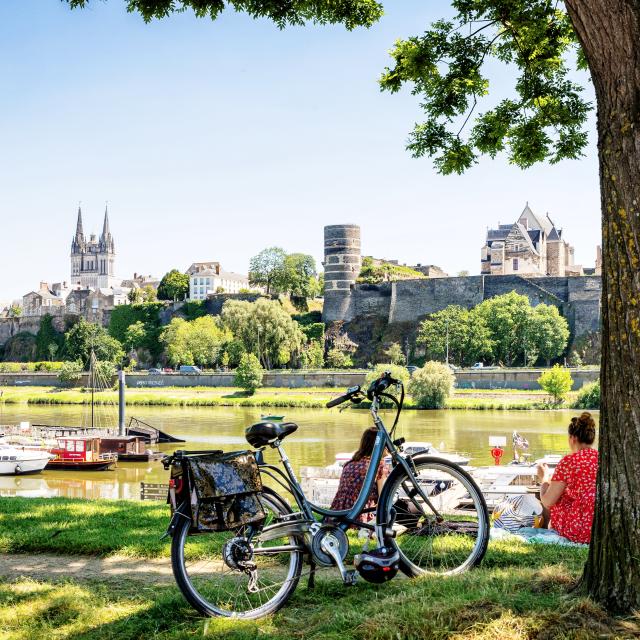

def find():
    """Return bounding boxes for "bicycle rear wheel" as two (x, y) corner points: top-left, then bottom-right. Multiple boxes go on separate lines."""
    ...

(377, 456), (489, 576)
(171, 488), (303, 618)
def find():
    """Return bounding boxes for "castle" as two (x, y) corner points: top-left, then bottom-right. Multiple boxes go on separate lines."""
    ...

(70, 206), (118, 289)
(480, 204), (587, 277)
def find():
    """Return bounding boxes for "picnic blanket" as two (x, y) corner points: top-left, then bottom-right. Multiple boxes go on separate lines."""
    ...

(490, 526), (588, 548)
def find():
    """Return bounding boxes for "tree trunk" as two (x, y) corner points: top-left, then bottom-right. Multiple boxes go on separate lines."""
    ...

(565, 0), (640, 612)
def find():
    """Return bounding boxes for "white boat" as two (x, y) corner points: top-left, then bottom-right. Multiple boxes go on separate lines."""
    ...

(0, 446), (53, 475)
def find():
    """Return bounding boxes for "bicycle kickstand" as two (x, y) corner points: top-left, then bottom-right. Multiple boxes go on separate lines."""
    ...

(307, 560), (316, 590)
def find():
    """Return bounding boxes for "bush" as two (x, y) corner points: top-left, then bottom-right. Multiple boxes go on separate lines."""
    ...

(33, 361), (65, 372)
(408, 361), (455, 409)
(365, 364), (410, 389)
(234, 353), (264, 395)
(538, 365), (573, 405)
(325, 348), (353, 369)
(574, 380), (600, 409)
(58, 361), (84, 386)
(382, 343), (406, 366)
(300, 341), (324, 369)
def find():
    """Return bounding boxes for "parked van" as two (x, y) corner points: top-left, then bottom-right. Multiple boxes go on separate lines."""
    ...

(179, 365), (202, 374)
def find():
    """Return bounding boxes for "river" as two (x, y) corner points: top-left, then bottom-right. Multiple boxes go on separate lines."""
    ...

(0, 404), (597, 500)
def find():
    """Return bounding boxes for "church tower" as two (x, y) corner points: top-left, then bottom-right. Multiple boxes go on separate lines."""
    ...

(70, 206), (118, 289)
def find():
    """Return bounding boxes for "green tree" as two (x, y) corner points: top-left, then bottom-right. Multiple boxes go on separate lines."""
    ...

(299, 341), (324, 369)
(365, 364), (410, 388)
(142, 285), (157, 302)
(66, 0), (640, 612)
(57, 360), (83, 386)
(248, 247), (287, 295)
(538, 365), (574, 405)
(234, 353), (264, 395)
(382, 343), (406, 366)
(157, 269), (189, 301)
(408, 361), (455, 409)
(7, 305), (22, 318)
(160, 318), (192, 366)
(575, 381), (600, 410)
(127, 288), (143, 304)
(160, 316), (230, 368)
(282, 253), (319, 309)
(325, 348), (353, 369)
(531, 304), (570, 365)
(417, 306), (493, 367)
(108, 302), (164, 358)
(357, 257), (426, 284)
(124, 321), (147, 352)
(65, 319), (124, 367)
(221, 298), (305, 369)
(35, 314), (63, 361)
(475, 293), (536, 366)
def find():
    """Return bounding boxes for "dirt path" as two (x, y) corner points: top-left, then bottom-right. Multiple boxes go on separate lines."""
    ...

(0, 552), (174, 584)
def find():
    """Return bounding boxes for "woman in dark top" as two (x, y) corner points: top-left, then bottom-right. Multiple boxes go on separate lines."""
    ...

(330, 427), (388, 522)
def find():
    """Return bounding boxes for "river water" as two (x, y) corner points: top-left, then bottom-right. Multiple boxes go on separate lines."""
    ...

(0, 404), (597, 500)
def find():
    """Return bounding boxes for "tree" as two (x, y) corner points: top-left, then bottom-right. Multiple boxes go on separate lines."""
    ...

(35, 314), (63, 361)
(531, 304), (570, 365)
(365, 363), (410, 388)
(160, 316), (230, 367)
(282, 253), (319, 309)
(475, 293), (536, 366)
(7, 304), (22, 318)
(124, 321), (147, 352)
(57, 360), (83, 387)
(383, 343), (406, 366)
(64, 319), (124, 367)
(127, 288), (143, 304)
(248, 247), (287, 295)
(142, 285), (158, 302)
(325, 348), (353, 369)
(65, 0), (640, 614)
(357, 257), (426, 284)
(221, 298), (305, 369)
(417, 305), (493, 367)
(157, 269), (189, 301)
(408, 362), (455, 409)
(538, 365), (574, 405)
(234, 353), (264, 395)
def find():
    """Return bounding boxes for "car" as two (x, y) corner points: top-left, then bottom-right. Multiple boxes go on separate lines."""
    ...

(471, 362), (484, 368)
(163, 367), (174, 373)
(406, 365), (419, 376)
(147, 368), (164, 375)
(179, 365), (202, 375)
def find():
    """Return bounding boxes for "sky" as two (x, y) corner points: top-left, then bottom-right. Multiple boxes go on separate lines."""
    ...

(0, 1), (601, 302)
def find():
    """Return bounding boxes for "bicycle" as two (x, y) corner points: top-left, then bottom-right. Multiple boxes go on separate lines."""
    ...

(163, 371), (489, 619)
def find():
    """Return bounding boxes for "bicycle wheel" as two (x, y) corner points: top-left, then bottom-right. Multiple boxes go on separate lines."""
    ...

(377, 455), (489, 576)
(171, 487), (303, 618)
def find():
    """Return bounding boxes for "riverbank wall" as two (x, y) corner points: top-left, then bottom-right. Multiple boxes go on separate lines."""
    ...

(0, 368), (600, 390)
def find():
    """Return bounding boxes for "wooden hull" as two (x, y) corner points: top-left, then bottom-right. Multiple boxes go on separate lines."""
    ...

(46, 460), (116, 471)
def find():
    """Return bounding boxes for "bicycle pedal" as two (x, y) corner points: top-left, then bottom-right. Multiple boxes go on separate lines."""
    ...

(342, 570), (358, 586)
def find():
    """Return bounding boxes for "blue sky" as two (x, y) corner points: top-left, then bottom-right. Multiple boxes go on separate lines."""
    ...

(0, 1), (600, 301)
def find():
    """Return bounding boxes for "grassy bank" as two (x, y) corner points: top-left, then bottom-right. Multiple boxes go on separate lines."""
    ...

(0, 386), (578, 410)
(0, 498), (636, 640)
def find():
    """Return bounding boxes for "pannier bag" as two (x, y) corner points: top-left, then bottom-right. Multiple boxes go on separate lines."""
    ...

(181, 451), (265, 533)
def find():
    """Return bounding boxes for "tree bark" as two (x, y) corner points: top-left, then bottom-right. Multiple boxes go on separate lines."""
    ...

(565, 0), (640, 612)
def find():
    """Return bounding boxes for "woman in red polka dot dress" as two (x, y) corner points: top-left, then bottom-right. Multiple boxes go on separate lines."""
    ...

(537, 412), (598, 544)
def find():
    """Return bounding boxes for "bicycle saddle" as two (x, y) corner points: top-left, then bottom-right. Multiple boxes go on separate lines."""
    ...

(245, 421), (298, 448)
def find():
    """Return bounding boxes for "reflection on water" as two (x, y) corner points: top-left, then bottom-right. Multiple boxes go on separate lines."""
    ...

(0, 404), (598, 500)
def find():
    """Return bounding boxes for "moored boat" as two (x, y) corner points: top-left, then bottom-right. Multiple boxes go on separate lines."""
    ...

(46, 437), (117, 471)
(0, 445), (53, 476)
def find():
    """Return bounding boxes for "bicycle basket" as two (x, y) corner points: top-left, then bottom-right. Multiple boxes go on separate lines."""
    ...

(182, 451), (265, 533)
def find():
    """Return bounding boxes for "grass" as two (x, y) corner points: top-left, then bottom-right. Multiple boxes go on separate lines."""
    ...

(0, 497), (637, 639)
(0, 386), (582, 410)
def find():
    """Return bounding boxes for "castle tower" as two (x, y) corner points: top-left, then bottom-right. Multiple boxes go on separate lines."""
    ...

(70, 207), (118, 289)
(322, 224), (361, 322)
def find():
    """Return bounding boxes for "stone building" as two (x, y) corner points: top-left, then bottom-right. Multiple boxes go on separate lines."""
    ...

(187, 262), (249, 300)
(481, 204), (583, 277)
(70, 206), (119, 289)
(22, 282), (66, 317)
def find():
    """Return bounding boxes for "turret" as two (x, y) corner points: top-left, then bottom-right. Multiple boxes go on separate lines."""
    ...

(322, 224), (361, 322)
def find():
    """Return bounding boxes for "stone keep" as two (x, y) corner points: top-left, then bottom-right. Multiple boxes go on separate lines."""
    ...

(323, 224), (361, 322)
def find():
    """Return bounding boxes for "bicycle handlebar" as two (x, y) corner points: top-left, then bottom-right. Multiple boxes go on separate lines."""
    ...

(325, 385), (362, 408)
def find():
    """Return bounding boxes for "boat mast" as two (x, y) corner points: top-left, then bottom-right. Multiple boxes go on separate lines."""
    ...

(89, 350), (97, 430)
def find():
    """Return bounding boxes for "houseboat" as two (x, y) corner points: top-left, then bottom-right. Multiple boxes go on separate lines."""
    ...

(98, 435), (159, 462)
(46, 437), (117, 471)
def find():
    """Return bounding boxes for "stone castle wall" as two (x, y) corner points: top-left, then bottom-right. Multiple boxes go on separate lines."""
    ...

(324, 274), (601, 349)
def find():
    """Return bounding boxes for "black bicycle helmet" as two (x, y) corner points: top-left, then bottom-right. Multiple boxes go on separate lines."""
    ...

(354, 546), (399, 584)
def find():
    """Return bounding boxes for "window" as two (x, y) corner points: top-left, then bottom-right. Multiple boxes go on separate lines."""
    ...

(513, 258), (519, 271)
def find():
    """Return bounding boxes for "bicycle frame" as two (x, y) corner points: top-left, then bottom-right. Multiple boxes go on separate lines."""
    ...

(255, 395), (440, 548)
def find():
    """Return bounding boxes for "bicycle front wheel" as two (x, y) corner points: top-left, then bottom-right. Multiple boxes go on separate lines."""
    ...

(377, 456), (489, 576)
(171, 488), (303, 618)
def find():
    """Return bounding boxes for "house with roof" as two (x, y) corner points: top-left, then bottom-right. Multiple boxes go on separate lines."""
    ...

(481, 204), (583, 277)
(186, 262), (250, 300)
(22, 282), (67, 317)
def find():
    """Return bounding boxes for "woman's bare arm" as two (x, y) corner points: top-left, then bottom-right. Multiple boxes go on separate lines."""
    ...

(540, 480), (567, 508)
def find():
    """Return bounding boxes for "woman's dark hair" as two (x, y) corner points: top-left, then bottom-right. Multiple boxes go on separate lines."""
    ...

(352, 427), (379, 462)
(569, 412), (596, 445)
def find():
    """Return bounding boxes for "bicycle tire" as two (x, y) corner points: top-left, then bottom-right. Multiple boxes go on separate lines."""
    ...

(377, 455), (489, 577)
(171, 487), (303, 618)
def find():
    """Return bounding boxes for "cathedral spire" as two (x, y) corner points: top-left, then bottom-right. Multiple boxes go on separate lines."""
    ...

(75, 206), (84, 239)
(101, 205), (110, 238)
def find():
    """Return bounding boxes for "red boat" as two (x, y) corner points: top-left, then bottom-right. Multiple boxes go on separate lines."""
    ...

(46, 437), (117, 471)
